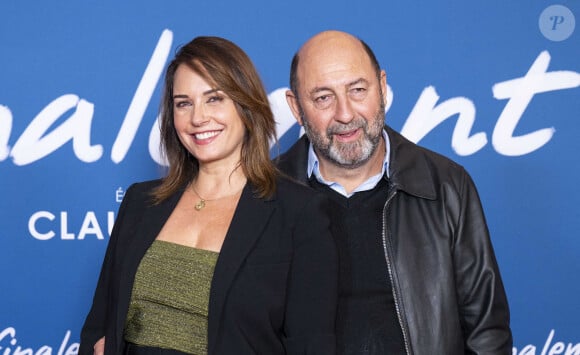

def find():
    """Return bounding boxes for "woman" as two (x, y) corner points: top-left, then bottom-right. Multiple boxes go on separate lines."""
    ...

(79, 36), (338, 355)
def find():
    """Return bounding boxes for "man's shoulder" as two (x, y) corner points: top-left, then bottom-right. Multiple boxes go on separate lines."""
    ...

(272, 174), (331, 210)
(388, 127), (465, 175)
(387, 127), (471, 198)
(275, 174), (311, 194)
(275, 135), (310, 182)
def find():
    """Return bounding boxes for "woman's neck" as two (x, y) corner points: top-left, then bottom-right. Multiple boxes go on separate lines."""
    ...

(193, 162), (247, 199)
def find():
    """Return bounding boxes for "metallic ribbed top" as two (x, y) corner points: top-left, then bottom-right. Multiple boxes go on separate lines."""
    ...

(124, 240), (219, 355)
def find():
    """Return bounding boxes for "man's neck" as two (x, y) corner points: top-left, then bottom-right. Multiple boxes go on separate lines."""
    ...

(317, 137), (386, 195)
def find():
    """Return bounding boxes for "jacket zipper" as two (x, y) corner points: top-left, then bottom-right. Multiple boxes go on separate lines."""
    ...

(381, 188), (412, 355)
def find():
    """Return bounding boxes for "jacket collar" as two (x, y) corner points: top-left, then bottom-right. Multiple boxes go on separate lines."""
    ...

(207, 182), (276, 354)
(385, 126), (437, 200)
(276, 125), (437, 200)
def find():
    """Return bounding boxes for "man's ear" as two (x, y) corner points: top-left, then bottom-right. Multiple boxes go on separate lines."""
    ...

(285, 90), (304, 126)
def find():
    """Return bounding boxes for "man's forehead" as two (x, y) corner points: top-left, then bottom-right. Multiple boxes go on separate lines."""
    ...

(297, 50), (375, 90)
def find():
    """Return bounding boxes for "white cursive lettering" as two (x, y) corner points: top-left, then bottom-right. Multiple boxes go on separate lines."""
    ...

(10, 95), (102, 166)
(0, 327), (78, 355)
(111, 29), (173, 164)
(492, 51), (580, 156)
(512, 329), (580, 355)
(401, 86), (485, 156)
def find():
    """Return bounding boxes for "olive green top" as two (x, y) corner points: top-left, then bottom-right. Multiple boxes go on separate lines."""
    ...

(124, 240), (219, 355)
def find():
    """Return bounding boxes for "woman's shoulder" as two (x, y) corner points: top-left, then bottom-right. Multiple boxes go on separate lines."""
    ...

(128, 178), (163, 191)
(122, 178), (164, 201)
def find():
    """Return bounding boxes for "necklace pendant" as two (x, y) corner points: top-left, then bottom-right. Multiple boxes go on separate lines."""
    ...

(194, 199), (206, 211)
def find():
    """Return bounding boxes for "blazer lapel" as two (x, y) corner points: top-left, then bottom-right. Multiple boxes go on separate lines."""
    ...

(207, 183), (276, 354)
(114, 185), (185, 352)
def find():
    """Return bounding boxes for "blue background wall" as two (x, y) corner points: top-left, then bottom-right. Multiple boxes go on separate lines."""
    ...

(1, 1), (579, 353)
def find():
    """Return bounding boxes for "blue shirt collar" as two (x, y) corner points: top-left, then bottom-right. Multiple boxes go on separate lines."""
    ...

(307, 129), (390, 197)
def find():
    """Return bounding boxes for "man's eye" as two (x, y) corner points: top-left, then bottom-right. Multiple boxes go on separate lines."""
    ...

(350, 87), (368, 99)
(313, 94), (334, 109)
(315, 95), (330, 103)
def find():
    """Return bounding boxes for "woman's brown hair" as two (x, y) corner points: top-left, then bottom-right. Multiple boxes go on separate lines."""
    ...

(152, 36), (278, 203)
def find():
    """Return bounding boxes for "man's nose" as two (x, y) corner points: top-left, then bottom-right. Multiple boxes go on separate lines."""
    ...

(334, 96), (355, 123)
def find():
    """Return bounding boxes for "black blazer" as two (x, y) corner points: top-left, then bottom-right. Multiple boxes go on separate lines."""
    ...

(80, 176), (338, 355)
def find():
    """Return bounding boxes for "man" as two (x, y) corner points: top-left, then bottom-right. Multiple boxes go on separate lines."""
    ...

(276, 30), (512, 354)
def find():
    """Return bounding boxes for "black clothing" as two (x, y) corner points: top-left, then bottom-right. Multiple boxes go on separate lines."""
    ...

(276, 126), (512, 355)
(80, 177), (338, 355)
(124, 343), (190, 355)
(310, 178), (406, 354)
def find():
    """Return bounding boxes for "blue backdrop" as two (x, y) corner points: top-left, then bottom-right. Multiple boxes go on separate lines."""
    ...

(1, 1), (579, 354)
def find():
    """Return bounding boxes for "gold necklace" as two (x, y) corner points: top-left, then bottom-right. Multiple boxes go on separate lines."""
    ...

(191, 184), (213, 211)
(190, 181), (245, 211)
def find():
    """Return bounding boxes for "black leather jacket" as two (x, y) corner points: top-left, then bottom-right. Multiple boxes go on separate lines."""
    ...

(276, 126), (512, 355)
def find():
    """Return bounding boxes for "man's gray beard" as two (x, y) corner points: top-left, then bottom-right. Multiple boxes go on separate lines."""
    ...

(302, 108), (385, 170)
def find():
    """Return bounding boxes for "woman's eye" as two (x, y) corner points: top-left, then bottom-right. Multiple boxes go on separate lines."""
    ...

(175, 101), (191, 108)
(207, 95), (224, 104)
